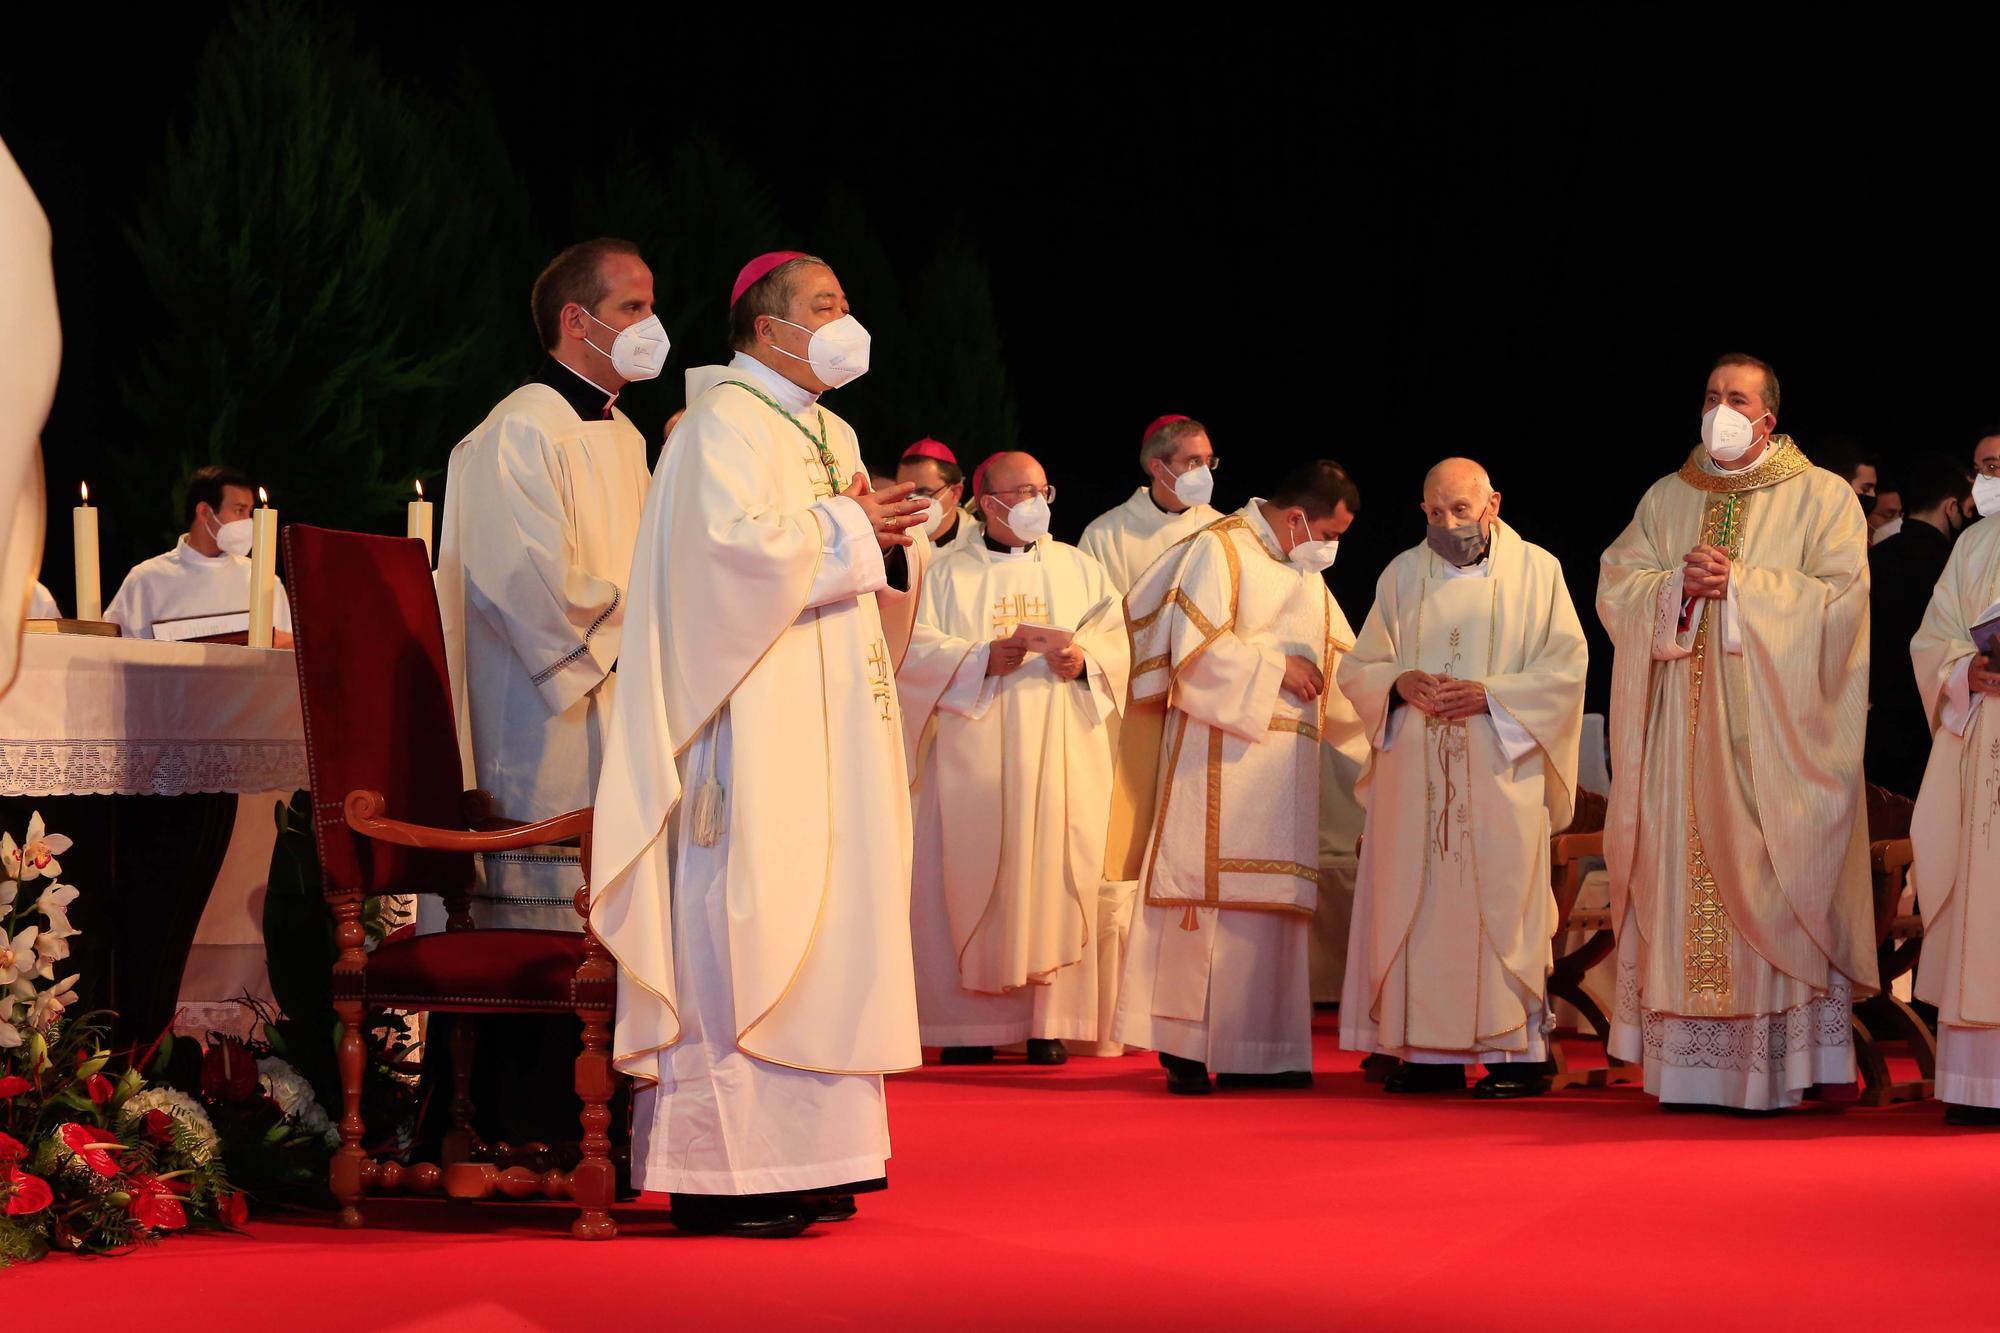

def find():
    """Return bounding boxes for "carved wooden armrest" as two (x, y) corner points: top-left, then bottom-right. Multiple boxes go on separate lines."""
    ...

(1552, 830), (1604, 866)
(345, 790), (592, 854)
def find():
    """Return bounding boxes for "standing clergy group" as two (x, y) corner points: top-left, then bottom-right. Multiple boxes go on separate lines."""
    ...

(422, 233), (2000, 1241)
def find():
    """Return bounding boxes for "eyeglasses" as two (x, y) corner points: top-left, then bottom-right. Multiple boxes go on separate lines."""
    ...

(908, 484), (954, 499)
(1169, 456), (1220, 476)
(989, 484), (1057, 504)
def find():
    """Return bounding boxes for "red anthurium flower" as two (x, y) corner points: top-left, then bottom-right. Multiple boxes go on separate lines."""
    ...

(0, 1130), (24, 1161)
(0, 1075), (29, 1098)
(57, 1121), (123, 1177)
(142, 1109), (175, 1145)
(4, 1164), (52, 1215)
(200, 1038), (261, 1102)
(86, 1073), (114, 1104)
(222, 1191), (250, 1227)
(127, 1175), (187, 1231)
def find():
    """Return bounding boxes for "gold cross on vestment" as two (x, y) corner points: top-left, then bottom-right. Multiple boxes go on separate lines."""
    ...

(990, 592), (1047, 636)
(866, 639), (893, 722)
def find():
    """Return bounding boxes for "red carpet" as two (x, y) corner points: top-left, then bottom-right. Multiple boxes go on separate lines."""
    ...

(12, 1014), (1997, 1329)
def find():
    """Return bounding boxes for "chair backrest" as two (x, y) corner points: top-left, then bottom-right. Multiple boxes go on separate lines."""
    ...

(1865, 782), (1915, 843)
(285, 524), (470, 899)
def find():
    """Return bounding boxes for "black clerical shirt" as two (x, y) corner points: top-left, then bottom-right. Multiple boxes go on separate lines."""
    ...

(1865, 518), (1955, 796)
(534, 356), (615, 421)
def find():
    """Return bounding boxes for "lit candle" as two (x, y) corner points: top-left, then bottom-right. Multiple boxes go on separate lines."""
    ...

(73, 482), (101, 621)
(247, 487), (278, 649)
(407, 479), (435, 564)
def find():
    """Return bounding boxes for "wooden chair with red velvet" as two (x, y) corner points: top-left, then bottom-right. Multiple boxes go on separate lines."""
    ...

(1546, 788), (1639, 1089)
(283, 524), (619, 1240)
(1852, 783), (1935, 1106)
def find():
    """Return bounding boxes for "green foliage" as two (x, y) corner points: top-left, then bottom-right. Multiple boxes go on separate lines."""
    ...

(116, 0), (541, 568)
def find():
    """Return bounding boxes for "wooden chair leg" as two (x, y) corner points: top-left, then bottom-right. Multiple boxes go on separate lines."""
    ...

(572, 924), (618, 1241)
(442, 1018), (480, 1166)
(333, 997), (370, 1229)
(1851, 1013), (1893, 1108)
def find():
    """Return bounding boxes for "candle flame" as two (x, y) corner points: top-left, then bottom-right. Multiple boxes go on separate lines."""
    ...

(258, 486), (269, 505)
(415, 479), (425, 500)
(79, 481), (90, 504)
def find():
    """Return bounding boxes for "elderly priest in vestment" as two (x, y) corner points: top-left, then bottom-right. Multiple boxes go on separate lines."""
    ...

(1909, 496), (2000, 1125)
(1597, 352), (1874, 1111)
(590, 252), (933, 1238)
(1110, 461), (1369, 1094)
(900, 451), (1128, 1067)
(106, 464), (293, 645)
(434, 239), (659, 932)
(1337, 458), (1586, 1098)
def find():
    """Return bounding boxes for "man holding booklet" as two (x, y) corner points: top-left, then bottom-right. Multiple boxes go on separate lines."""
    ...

(898, 451), (1130, 1066)
(105, 464), (293, 644)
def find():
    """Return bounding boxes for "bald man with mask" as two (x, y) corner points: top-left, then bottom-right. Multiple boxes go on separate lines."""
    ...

(1337, 459), (1587, 1097)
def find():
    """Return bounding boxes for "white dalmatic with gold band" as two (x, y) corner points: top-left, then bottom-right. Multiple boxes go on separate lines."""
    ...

(1336, 521), (1587, 1064)
(1597, 440), (1875, 1111)
(1109, 501), (1368, 1073)
(590, 353), (923, 1197)
(1910, 514), (2000, 1107)
(901, 534), (1128, 1047)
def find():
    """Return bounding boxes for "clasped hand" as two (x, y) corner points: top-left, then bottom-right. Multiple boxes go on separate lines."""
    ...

(843, 475), (930, 549)
(1396, 669), (1489, 720)
(1682, 543), (1731, 601)
(1282, 655), (1324, 702)
(1972, 653), (2000, 697)
(989, 638), (1087, 680)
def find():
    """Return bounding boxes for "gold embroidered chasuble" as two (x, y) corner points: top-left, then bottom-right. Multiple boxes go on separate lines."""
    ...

(1105, 503), (1369, 917)
(1336, 521), (1587, 1053)
(1597, 439), (1875, 1019)
(1911, 516), (2000, 1026)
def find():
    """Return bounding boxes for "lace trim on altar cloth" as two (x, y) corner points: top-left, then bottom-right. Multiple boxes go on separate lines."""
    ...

(0, 739), (309, 797)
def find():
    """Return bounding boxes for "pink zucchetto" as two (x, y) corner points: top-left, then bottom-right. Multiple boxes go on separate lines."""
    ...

(902, 438), (958, 465)
(730, 251), (809, 307)
(1142, 414), (1191, 443)
(971, 455), (996, 496)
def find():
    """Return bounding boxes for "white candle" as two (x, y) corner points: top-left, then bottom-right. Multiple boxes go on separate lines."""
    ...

(247, 487), (278, 648)
(73, 482), (101, 621)
(407, 480), (435, 565)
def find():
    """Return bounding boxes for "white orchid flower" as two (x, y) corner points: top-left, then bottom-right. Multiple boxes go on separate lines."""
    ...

(0, 880), (16, 909)
(34, 883), (77, 919)
(26, 973), (77, 1029)
(0, 925), (39, 985)
(8, 814), (71, 883)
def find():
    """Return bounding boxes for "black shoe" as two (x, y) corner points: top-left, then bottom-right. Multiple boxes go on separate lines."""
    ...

(805, 1194), (858, 1222)
(669, 1196), (813, 1239)
(1945, 1102), (2000, 1126)
(1472, 1062), (1553, 1099)
(1159, 1052), (1212, 1095)
(1382, 1062), (1467, 1094)
(1216, 1070), (1313, 1090)
(1026, 1038), (1069, 1066)
(939, 1046), (996, 1065)
(1360, 1052), (1401, 1084)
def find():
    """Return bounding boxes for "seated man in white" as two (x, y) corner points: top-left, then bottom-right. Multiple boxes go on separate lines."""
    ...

(106, 464), (292, 644)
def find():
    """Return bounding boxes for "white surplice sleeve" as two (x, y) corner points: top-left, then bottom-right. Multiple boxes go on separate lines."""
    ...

(1940, 656), (1981, 738)
(804, 495), (888, 608)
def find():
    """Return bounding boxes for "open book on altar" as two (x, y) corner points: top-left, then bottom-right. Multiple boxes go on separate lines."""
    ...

(1007, 593), (1116, 655)
(153, 611), (250, 643)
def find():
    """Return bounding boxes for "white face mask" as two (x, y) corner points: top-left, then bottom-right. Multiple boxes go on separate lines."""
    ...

(995, 494), (1051, 542)
(584, 311), (670, 382)
(920, 497), (947, 537)
(1700, 403), (1770, 463)
(1973, 474), (2000, 519)
(208, 514), (254, 558)
(1870, 517), (1903, 545)
(1287, 515), (1339, 573)
(767, 314), (872, 388)
(1169, 463), (1215, 508)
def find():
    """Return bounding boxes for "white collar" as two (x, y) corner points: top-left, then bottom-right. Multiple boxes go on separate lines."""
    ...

(1241, 498), (1287, 561)
(728, 350), (820, 417)
(172, 535), (235, 568)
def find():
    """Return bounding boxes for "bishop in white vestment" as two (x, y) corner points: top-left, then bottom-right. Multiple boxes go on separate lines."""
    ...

(1597, 355), (1874, 1111)
(1110, 463), (1368, 1093)
(106, 466), (293, 642)
(435, 240), (658, 933)
(1337, 460), (1587, 1097)
(590, 252), (931, 1236)
(900, 452), (1129, 1063)
(1909, 493), (2000, 1123)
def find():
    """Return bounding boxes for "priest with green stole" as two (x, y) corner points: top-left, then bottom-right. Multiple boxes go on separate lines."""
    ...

(1337, 458), (1586, 1098)
(1597, 352), (1874, 1112)
(591, 252), (933, 1237)
(1909, 464), (2000, 1125)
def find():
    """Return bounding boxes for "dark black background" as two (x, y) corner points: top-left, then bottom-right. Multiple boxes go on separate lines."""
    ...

(5, 9), (1995, 707)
